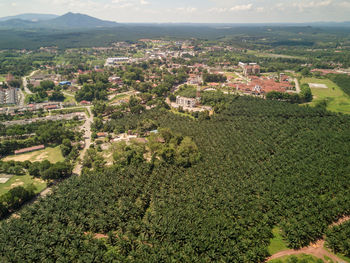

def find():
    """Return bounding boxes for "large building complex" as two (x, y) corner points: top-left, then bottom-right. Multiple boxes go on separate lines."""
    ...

(176, 96), (198, 108)
(0, 88), (17, 105)
(239, 62), (261, 76)
(105, 57), (130, 66)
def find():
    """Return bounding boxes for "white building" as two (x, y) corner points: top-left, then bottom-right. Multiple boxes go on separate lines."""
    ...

(106, 57), (130, 66)
(176, 96), (198, 108)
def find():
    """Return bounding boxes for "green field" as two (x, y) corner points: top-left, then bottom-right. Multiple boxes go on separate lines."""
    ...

(0, 76), (5, 82)
(269, 254), (323, 263)
(247, 50), (306, 60)
(2, 146), (64, 163)
(301, 77), (350, 114)
(268, 227), (289, 255)
(0, 174), (46, 196)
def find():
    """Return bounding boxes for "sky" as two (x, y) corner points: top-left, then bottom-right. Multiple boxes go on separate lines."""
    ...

(0, 0), (350, 23)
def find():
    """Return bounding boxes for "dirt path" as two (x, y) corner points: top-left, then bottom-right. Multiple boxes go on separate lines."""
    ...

(267, 216), (350, 262)
(267, 240), (344, 262)
(73, 106), (93, 175)
(294, 78), (301, 93)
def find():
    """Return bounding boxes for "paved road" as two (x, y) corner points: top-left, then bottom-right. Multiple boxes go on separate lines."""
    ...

(73, 106), (93, 175)
(18, 89), (25, 107)
(294, 78), (301, 93)
(22, 70), (38, 95)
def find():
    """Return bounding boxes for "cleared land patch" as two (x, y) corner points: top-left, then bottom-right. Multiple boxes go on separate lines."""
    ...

(301, 77), (350, 114)
(268, 227), (289, 255)
(2, 146), (64, 163)
(309, 83), (328, 89)
(0, 174), (46, 196)
(0, 174), (14, 184)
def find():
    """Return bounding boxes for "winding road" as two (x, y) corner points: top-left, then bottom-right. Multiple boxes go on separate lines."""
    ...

(22, 70), (39, 95)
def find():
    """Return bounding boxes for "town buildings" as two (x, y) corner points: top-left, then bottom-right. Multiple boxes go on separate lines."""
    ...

(239, 62), (261, 76)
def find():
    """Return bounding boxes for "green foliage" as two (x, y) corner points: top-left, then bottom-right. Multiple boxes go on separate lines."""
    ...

(0, 120), (78, 156)
(40, 162), (72, 181)
(40, 80), (55, 90)
(0, 185), (36, 218)
(1, 96), (350, 261)
(300, 84), (313, 102)
(203, 73), (227, 83)
(49, 91), (65, 101)
(175, 85), (197, 98)
(75, 82), (109, 102)
(326, 221), (350, 257)
(113, 141), (146, 166)
(266, 91), (301, 103)
(266, 85), (312, 104)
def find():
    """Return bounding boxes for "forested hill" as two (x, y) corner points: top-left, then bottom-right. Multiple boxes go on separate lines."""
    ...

(1, 96), (350, 262)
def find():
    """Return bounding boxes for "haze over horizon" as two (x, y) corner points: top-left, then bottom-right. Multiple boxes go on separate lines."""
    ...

(1, 0), (350, 23)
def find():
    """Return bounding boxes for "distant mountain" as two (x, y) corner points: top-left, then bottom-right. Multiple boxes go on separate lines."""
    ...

(307, 21), (350, 27)
(0, 12), (118, 29)
(0, 19), (36, 27)
(42, 12), (118, 28)
(0, 13), (58, 22)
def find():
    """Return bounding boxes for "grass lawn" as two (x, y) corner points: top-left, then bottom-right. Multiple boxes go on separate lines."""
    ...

(247, 50), (306, 60)
(2, 146), (64, 163)
(301, 77), (350, 114)
(170, 109), (196, 120)
(269, 254), (323, 263)
(63, 94), (76, 103)
(268, 227), (289, 255)
(0, 173), (46, 196)
(0, 75), (5, 82)
(224, 72), (239, 79)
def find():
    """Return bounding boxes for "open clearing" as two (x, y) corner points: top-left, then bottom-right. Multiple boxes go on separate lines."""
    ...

(301, 77), (350, 114)
(0, 174), (46, 196)
(309, 83), (328, 89)
(2, 146), (64, 163)
(0, 174), (13, 184)
(268, 227), (289, 255)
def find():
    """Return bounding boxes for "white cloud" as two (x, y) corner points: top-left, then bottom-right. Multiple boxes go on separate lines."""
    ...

(230, 4), (253, 11)
(293, 0), (333, 11)
(208, 4), (253, 13)
(140, 0), (150, 5)
(208, 7), (228, 13)
(337, 1), (350, 8)
(176, 7), (198, 13)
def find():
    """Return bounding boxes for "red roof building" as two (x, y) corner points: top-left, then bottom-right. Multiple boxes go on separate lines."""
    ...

(15, 145), (45, 155)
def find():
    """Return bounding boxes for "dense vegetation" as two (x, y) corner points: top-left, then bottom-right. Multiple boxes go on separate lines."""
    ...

(326, 221), (350, 257)
(266, 83), (312, 104)
(0, 95), (349, 261)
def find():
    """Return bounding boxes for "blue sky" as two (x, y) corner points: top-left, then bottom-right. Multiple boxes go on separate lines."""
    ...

(1, 0), (350, 23)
